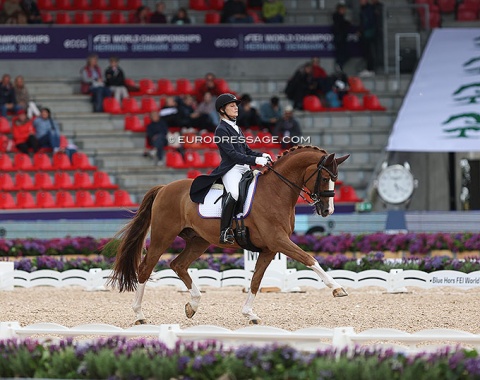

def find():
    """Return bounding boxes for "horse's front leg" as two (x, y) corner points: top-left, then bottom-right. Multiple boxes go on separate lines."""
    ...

(170, 236), (210, 319)
(275, 238), (348, 297)
(242, 251), (276, 324)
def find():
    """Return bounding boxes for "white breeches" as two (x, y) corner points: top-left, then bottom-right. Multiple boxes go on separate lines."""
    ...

(222, 164), (250, 200)
(110, 86), (129, 103)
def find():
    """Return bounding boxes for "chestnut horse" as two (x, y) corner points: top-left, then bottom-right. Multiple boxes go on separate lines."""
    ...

(108, 145), (350, 324)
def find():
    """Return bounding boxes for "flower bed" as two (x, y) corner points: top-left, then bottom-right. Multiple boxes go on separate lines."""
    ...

(1, 338), (480, 379)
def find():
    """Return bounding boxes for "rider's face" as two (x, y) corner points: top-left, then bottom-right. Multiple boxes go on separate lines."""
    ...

(224, 102), (238, 118)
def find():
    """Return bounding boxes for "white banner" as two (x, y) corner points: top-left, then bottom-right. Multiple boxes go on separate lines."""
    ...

(387, 28), (480, 152)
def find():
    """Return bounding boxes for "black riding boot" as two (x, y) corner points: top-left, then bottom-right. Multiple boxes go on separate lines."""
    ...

(219, 193), (237, 245)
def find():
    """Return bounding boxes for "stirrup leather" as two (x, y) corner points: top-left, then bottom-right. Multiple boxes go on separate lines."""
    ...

(219, 192), (237, 245)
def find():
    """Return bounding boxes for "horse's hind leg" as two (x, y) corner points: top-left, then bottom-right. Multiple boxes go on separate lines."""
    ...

(170, 234), (210, 319)
(242, 251), (276, 325)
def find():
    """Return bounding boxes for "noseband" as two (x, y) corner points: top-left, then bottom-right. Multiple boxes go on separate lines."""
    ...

(266, 155), (337, 206)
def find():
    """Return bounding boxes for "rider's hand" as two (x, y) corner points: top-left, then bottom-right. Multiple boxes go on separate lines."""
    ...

(255, 156), (269, 166)
(262, 153), (272, 162)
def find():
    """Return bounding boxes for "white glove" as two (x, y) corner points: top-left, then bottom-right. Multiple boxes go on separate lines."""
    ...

(262, 153), (272, 162)
(255, 156), (269, 166)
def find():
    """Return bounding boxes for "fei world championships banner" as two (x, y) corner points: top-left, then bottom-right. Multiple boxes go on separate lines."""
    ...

(0, 25), (360, 60)
(387, 28), (480, 152)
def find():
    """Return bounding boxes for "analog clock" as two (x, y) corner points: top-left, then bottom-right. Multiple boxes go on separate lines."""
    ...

(376, 163), (416, 205)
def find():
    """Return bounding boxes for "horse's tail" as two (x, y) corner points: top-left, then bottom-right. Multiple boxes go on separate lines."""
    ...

(107, 185), (164, 292)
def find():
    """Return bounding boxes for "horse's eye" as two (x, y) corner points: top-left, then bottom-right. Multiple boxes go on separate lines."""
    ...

(322, 177), (329, 183)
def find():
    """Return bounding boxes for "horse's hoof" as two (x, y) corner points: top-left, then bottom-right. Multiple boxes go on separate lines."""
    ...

(185, 302), (196, 318)
(135, 319), (147, 325)
(249, 319), (260, 325)
(333, 287), (348, 297)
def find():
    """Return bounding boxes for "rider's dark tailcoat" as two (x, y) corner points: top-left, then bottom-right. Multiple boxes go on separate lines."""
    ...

(189, 120), (262, 204)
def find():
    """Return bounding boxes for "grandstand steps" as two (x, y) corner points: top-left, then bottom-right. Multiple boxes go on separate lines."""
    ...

(37, 96), (92, 114)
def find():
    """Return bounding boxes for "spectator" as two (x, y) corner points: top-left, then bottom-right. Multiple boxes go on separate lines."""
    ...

(132, 6), (150, 23)
(284, 62), (318, 110)
(332, 3), (352, 72)
(196, 92), (219, 131)
(262, 0), (285, 23)
(311, 57), (328, 79)
(104, 56), (129, 104)
(13, 75), (40, 119)
(12, 110), (39, 154)
(33, 107), (61, 151)
(0, 74), (21, 117)
(221, 0), (253, 24)
(274, 105), (302, 149)
(237, 93), (261, 129)
(178, 94), (216, 131)
(171, 7), (191, 24)
(150, 2), (167, 23)
(319, 69), (349, 108)
(0, 0), (26, 24)
(20, 0), (41, 24)
(80, 54), (111, 112)
(195, 73), (222, 103)
(159, 96), (183, 128)
(259, 96), (282, 132)
(358, 0), (377, 77)
(146, 111), (168, 166)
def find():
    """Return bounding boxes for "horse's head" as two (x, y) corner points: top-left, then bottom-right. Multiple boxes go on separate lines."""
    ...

(304, 153), (350, 217)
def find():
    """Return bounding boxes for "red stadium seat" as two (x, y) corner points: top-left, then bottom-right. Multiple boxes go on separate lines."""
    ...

(75, 190), (95, 207)
(53, 152), (72, 170)
(109, 0), (126, 10)
(214, 78), (230, 93)
(73, 171), (93, 189)
(436, 0), (455, 13)
(92, 0), (108, 9)
(94, 190), (114, 207)
(156, 79), (176, 96)
(0, 192), (16, 209)
(0, 173), (15, 191)
(91, 11), (109, 23)
(363, 94), (386, 111)
(55, 191), (75, 208)
(74, 11), (90, 23)
(13, 153), (34, 171)
(0, 153), (14, 171)
(0, 117), (11, 134)
(55, 11), (73, 24)
(462, 0), (480, 10)
(16, 191), (37, 209)
(303, 95), (323, 112)
(457, 4), (478, 20)
(189, 0), (208, 10)
(125, 0), (141, 10)
(33, 153), (53, 170)
(342, 94), (363, 110)
(109, 11), (127, 24)
(248, 9), (262, 23)
(183, 151), (203, 168)
(204, 11), (221, 24)
(92, 171), (119, 189)
(13, 172), (35, 191)
(166, 150), (185, 168)
(139, 78), (156, 95)
(56, 0), (72, 10)
(348, 77), (369, 93)
(187, 169), (202, 179)
(36, 191), (56, 208)
(53, 172), (74, 190)
(103, 97), (123, 114)
(113, 189), (137, 207)
(209, 0), (224, 11)
(37, 0), (56, 10)
(140, 96), (158, 113)
(71, 152), (97, 170)
(203, 150), (221, 167)
(121, 97), (141, 113)
(176, 78), (195, 95)
(41, 11), (54, 23)
(124, 115), (145, 132)
(338, 185), (363, 202)
(33, 172), (55, 190)
(72, 0), (91, 10)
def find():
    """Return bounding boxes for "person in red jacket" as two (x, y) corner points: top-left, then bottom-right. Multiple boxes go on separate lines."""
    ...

(12, 109), (39, 154)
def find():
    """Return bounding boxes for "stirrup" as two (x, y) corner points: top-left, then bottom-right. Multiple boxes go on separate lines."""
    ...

(220, 228), (235, 245)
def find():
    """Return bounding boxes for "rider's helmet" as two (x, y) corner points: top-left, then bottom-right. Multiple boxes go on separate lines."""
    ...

(215, 93), (241, 112)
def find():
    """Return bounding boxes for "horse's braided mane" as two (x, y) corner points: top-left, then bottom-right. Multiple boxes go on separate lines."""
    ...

(261, 145), (326, 174)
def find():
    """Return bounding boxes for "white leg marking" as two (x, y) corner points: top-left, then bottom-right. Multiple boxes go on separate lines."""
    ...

(132, 282), (146, 321)
(242, 290), (260, 321)
(328, 179), (335, 215)
(188, 282), (201, 312)
(308, 261), (341, 289)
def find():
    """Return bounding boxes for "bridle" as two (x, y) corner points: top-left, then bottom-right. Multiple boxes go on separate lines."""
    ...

(265, 154), (337, 206)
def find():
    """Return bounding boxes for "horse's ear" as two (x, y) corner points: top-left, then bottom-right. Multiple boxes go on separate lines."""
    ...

(335, 154), (350, 166)
(323, 153), (335, 166)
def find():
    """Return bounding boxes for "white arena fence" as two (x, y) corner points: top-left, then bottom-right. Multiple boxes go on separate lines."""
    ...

(1, 321), (480, 354)
(1, 261), (480, 292)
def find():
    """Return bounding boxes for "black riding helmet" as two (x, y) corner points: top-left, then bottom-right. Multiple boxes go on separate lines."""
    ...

(215, 93), (241, 112)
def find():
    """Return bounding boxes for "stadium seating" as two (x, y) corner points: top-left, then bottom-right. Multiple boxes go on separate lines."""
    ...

(73, 0), (91, 10)
(53, 172), (74, 190)
(204, 12), (221, 24)
(109, 11), (127, 24)
(140, 96), (158, 113)
(124, 115), (145, 132)
(73, 171), (94, 189)
(183, 151), (203, 168)
(33, 153), (53, 171)
(91, 11), (109, 24)
(122, 97), (141, 113)
(74, 190), (95, 207)
(55, 191), (76, 208)
(189, 0), (208, 11)
(0, 117), (11, 133)
(187, 169), (202, 179)
(103, 98), (123, 114)
(166, 150), (185, 168)
(436, 0), (456, 13)
(16, 191), (36, 208)
(348, 77), (369, 93)
(41, 12), (54, 23)
(156, 79), (176, 96)
(457, 4), (478, 20)
(33, 172), (55, 191)
(342, 94), (364, 111)
(71, 152), (97, 170)
(36, 191), (56, 208)
(13, 153), (34, 171)
(0, 173), (15, 191)
(92, 171), (119, 189)
(203, 150), (221, 167)
(363, 94), (386, 111)
(55, 11), (73, 24)
(0, 192), (16, 209)
(176, 78), (195, 95)
(37, 0), (55, 10)
(92, 0), (109, 10)
(0, 153), (14, 171)
(139, 79), (156, 95)
(113, 189), (137, 207)
(125, 0), (142, 10)
(209, 0), (224, 11)
(53, 152), (72, 170)
(74, 11), (90, 24)
(94, 190), (115, 207)
(13, 172), (35, 191)
(338, 185), (363, 203)
(109, 0), (127, 10)
(303, 95), (323, 112)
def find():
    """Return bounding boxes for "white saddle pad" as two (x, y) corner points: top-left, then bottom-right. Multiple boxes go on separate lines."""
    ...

(198, 171), (261, 219)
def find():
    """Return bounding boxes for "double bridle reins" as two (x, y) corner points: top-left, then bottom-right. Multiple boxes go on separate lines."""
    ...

(265, 155), (337, 206)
